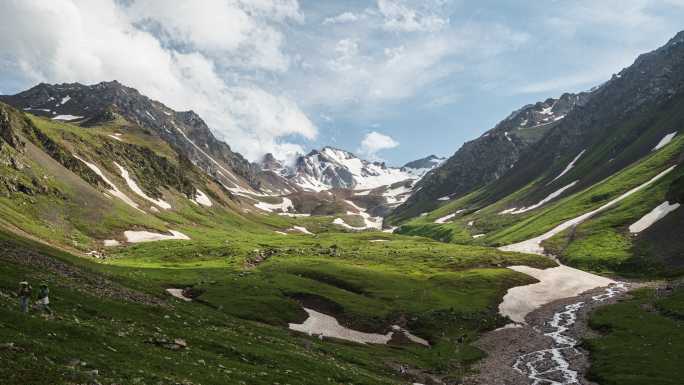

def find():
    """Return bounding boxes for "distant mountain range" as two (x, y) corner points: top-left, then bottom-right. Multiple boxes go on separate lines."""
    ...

(261, 147), (442, 192)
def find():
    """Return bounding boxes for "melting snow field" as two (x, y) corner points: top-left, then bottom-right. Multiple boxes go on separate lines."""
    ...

(652, 132), (677, 151)
(124, 230), (190, 243)
(289, 308), (429, 346)
(629, 201), (680, 233)
(499, 265), (615, 324)
(115, 163), (172, 209)
(512, 283), (627, 385)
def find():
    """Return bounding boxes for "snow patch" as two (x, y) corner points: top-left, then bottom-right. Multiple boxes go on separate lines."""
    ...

(345, 200), (383, 229)
(434, 213), (456, 224)
(193, 189), (213, 207)
(652, 132), (677, 151)
(289, 308), (428, 346)
(550, 150), (585, 183)
(24, 107), (51, 112)
(508, 181), (578, 214)
(278, 212), (311, 217)
(103, 239), (120, 247)
(59, 95), (71, 105)
(629, 201), (680, 233)
(333, 218), (366, 231)
(166, 288), (192, 302)
(52, 115), (83, 121)
(115, 162), (172, 210)
(255, 197), (294, 213)
(290, 226), (313, 235)
(124, 230), (190, 243)
(500, 166), (677, 255)
(500, 265), (615, 323)
(73, 155), (142, 212)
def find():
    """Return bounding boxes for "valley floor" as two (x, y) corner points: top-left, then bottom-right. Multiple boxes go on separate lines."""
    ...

(0, 227), (553, 385)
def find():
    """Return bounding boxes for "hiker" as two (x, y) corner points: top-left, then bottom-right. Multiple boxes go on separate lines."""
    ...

(36, 283), (52, 315)
(18, 281), (32, 313)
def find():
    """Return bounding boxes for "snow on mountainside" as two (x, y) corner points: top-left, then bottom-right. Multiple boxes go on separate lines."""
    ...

(0, 81), (259, 194)
(387, 91), (591, 224)
(263, 147), (443, 192)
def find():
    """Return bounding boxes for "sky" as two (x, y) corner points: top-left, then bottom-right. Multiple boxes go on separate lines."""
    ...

(1, 1), (684, 166)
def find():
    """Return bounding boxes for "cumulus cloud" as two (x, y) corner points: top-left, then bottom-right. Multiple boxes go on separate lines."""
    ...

(359, 131), (399, 159)
(0, 0), (315, 161)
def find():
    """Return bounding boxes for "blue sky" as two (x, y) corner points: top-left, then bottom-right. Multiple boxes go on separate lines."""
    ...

(1, 1), (684, 166)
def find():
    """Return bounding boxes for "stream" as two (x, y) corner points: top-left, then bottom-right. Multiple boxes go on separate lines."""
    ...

(512, 282), (627, 385)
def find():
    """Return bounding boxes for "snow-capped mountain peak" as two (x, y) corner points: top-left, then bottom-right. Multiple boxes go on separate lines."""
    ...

(261, 147), (442, 192)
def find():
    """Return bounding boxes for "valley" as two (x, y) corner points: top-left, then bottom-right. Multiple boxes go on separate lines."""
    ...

(0, 19), (683, 385)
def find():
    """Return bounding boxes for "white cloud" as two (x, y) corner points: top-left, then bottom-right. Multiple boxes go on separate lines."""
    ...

(126, 0), (300, 72)
(323, 11), (361, 25)
(377, 0), (448, 32)
(0, 0), (315, 161)
(359, 131), (399, 159)
(295, 22), (527, 110)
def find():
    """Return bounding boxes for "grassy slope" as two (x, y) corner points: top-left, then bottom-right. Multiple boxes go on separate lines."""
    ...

(397, 134), (684, 276)
(0, 221), (554, 384)
(0, 112), (565, 383)
(584, 287), (684, 385)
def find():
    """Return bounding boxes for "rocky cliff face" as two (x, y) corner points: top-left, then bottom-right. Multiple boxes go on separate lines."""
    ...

(0, 81), (258, 192)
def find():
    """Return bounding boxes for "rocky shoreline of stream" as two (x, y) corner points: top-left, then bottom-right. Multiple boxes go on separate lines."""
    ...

(463, 283), (632, 385)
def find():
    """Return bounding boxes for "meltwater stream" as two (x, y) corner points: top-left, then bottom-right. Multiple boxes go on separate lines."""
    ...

(512, 282), (627, 385)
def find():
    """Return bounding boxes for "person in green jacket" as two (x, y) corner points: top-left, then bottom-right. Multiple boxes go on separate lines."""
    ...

(18, 281), (32, 313)
(36, 283), (52, 315)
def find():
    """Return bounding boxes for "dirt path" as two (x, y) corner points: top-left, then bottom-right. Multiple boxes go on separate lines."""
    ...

(463, 283), (629, 385)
